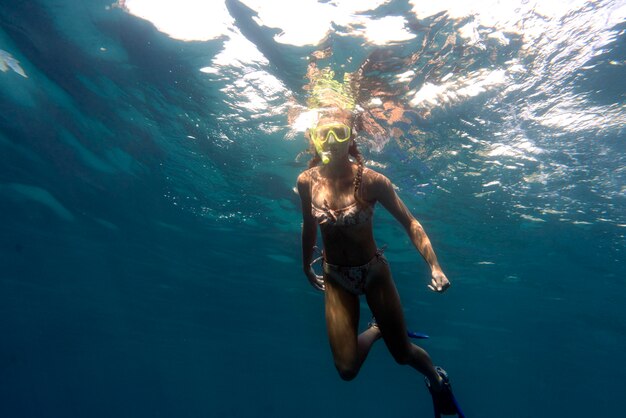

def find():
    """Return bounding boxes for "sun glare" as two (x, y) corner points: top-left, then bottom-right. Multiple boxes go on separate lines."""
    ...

(122, 0), (232, 41)
(119, 0), (626, 135)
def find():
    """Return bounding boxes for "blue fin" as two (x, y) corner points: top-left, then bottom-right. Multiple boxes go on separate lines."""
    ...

(408, 330), (430, 339)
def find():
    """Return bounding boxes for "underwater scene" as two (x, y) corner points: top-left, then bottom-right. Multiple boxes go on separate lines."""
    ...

(1, 0), (625, 417)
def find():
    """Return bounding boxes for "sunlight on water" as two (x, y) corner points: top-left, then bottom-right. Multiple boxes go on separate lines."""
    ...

(121, 0), (625, 131)
(115, 0), (232, 41)
(113, 0), (626, 228)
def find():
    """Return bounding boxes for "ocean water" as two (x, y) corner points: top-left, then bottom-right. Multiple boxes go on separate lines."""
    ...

(1, 1), (625, 417)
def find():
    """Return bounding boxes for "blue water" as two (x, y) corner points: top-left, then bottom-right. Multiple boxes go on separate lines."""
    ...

(1, 1), (625, 417)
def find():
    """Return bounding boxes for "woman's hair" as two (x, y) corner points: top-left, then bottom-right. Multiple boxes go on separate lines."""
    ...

(349, 141), (367, 205)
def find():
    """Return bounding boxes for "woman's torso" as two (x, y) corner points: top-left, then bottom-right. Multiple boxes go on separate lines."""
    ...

(308, 165), (378, 266)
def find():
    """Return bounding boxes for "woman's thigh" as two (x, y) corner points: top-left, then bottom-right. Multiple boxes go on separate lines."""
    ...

(365, 261), (412, 356)
(324, 274), (360, 365)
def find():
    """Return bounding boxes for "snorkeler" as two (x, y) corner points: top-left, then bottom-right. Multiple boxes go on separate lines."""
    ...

(296, 71), (465, 417)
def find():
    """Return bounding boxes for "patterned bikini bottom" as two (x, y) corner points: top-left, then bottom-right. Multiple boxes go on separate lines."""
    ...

(322, 249), (387, 295)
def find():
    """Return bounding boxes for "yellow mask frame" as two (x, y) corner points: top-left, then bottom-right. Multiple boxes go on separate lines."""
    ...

(309, 123), (352, 144)
(309, 122), (352, 165)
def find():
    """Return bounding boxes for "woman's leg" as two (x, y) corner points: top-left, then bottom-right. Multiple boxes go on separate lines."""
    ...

(324, 275), (381, 381)
(365, 261), (443, 389)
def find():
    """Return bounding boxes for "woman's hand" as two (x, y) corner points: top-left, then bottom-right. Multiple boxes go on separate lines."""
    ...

(428, 269), (451, 293)
(305, 266), (325, 291)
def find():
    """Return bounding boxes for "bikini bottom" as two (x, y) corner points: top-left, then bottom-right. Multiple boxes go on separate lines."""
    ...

(322, 249), (387, 296)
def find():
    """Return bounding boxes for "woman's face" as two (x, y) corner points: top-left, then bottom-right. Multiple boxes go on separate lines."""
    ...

(311, 109), (354, 162)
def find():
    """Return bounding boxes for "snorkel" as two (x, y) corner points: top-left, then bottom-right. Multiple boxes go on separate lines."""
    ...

(313, 135), (331, 164)
(309, 119), (335, 165)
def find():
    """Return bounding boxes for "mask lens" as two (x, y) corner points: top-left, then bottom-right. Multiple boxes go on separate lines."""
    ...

(317, 127), (332, 142)
(332, 125), (351, 142)
(313, 124), (351, 143)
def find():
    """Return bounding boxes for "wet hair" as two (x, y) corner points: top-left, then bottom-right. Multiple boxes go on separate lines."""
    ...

(349, 141), (367, 205)
(306, 148), (322, 168)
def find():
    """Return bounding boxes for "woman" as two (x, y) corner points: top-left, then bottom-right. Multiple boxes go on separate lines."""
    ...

(296, 105), (464, 417)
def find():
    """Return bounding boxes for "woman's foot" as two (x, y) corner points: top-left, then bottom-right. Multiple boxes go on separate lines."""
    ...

(365, 317), (382, 339)
(367, 317), (379, 329)
(425, 367), (465, 417)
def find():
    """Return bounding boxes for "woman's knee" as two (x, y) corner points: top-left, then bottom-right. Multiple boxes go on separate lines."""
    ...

(388, 343), (413, 366)
(335, 362), (359, 381)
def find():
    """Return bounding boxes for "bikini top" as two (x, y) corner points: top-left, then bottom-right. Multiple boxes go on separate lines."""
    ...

(311, 200), (374, 227)
(309, 168), (374, 227)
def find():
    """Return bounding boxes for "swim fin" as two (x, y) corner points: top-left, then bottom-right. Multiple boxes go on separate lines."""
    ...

(407, 330), (429, 339)
(426, 367), (465, 418)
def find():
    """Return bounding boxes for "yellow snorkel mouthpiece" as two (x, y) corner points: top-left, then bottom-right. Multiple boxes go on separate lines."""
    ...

(320, 151), (331, 165)
(311, 132), (331, 164)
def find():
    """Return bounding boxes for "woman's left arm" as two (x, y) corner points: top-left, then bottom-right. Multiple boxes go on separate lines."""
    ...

(372, 173), (451, 292)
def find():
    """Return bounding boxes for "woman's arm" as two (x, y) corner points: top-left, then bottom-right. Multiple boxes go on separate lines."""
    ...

(372, 172), (450, 292)
(297, 171), (324, 291)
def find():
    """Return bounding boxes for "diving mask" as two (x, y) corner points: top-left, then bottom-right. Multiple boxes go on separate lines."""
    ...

(310, 123), (352, 144)
(309, 123), (352, 165)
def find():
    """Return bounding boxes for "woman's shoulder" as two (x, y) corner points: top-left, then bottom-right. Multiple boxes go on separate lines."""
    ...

(360, 167), (394, 200)
(297, 166), (320, 188)
(361, 166), (390, 185)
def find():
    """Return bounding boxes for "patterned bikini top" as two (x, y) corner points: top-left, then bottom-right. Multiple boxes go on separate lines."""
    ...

(310, 168), (374, 227)
(311, 200), (374, 226)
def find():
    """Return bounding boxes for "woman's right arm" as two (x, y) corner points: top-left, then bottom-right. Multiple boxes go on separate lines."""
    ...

(297, 172), (324, 291)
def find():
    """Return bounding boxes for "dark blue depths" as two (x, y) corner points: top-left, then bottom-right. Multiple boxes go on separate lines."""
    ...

(1, 1), (625, 417)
